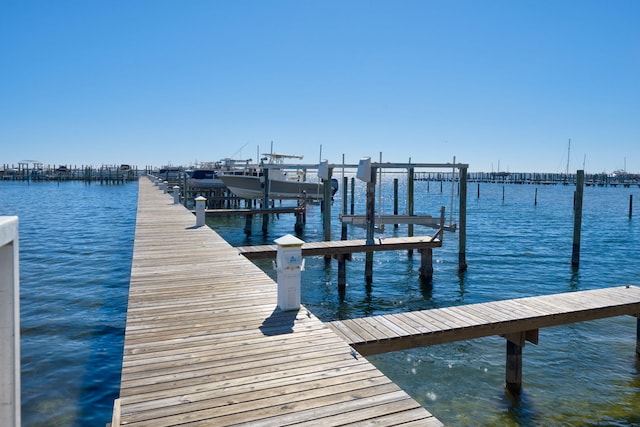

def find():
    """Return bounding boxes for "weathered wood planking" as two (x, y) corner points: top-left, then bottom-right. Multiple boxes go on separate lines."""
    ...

(328, 286), (640, 356)
(111, 177), (443, 427)
(237, 235), (442, 260)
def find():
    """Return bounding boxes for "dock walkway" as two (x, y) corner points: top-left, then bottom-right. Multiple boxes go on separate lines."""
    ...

(328, 286), (640, 355)
(236, 235), (442, 260)
(110, 177), (442, 426)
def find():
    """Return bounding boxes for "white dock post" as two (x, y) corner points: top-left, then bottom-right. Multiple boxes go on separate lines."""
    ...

(162, 181), (169, 193)
(195, 196), (206, 227)
(1, 216), (20, 427)
(172, 186), (180, 204)
(274, 234), (305, 311)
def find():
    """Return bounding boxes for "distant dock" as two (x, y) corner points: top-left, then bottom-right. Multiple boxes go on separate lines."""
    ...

(0, 162), (144, 183)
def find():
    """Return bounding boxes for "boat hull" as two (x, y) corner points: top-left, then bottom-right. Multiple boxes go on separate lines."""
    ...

(186, 178), (226, 189)
(187, 169), (226, 189)
(220, 175), (325, 200)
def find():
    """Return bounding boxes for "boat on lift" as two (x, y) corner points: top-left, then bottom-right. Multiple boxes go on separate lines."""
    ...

(186, 158), (255, 189)
(219, 153), (337, 200)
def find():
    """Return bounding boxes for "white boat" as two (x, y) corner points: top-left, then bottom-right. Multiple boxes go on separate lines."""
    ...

(219, 153), (337, 200)
(186, 159), (255, 189)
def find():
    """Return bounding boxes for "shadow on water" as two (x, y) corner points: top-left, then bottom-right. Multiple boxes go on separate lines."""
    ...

(420, 277), (434, 301)
(569, 264), (581, 291)
(456, 269), (468, 301)
(502, 388), (540, 426)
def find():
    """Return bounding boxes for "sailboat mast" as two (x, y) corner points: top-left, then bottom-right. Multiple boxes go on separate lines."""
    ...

(566, 138), (571, 175)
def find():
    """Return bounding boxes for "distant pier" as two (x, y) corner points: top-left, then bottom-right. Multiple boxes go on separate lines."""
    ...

(0, 162), (145, 184)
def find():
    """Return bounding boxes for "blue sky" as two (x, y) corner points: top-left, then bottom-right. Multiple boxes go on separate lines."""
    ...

(1, 0), (638, 173)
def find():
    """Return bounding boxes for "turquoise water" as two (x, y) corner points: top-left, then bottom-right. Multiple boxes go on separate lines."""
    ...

(1, 178), (639, 425)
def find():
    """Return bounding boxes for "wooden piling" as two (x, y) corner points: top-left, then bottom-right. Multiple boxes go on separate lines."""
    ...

(350, 177), (355, 215)
(262, 168), (270, 234)
(294, 201), (304, 234)
(418, 248), (433, 281)
(630, 194), (633, 219)
(407, 166), (415, 255)
(393, 178), (399, 228)
(458, 167), (468, 272)
(365, 167), (377, 284)
(244, 214), (253, 236)
(572, 170), (584, 267)
(505, 333), (524, 395)
(323, 167), (333, 244)
(534, 188), (538, 206)
(341, 177), (348, 240)
(337, 254), (347, 301)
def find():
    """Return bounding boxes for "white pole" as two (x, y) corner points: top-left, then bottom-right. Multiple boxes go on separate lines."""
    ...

(195, 196), (206, 227)
(0, 216), (20, 427)
(172, 186), (180, 204)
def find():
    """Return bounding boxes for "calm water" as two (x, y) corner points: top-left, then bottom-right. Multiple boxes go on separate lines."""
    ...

(1, 177), (639, 426)
(0, 181), (137, 427)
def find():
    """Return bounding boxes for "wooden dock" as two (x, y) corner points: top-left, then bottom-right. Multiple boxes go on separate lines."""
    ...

(236, 235), (442, 260)
(328, 286), (640, 393)
(110, 177), (443, 426)
(328, 285), (640, 354)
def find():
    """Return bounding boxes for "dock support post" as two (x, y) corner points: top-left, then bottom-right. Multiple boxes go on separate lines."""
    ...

(262, 167), (270, 235)
(630, 194), (633, 219)
(365, 166), (377, 284)
(458, 167), (468, 272)
(350, 177), (355, 215)
(182, 174), (188, 207)
(323, 167), (333, 260)
(244, 214), (253, 236)
(572, 170), (584, 268)
(407, 165), (415, 256)
(337, 254), (348, 301)
(505, 332), (524, 395)
(341, 176), (348, 240)
(393, 178), (399, 228)
(1, 217), (20, 427)
(418, 248), (433, 281)
(294, 202), (304, 234)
